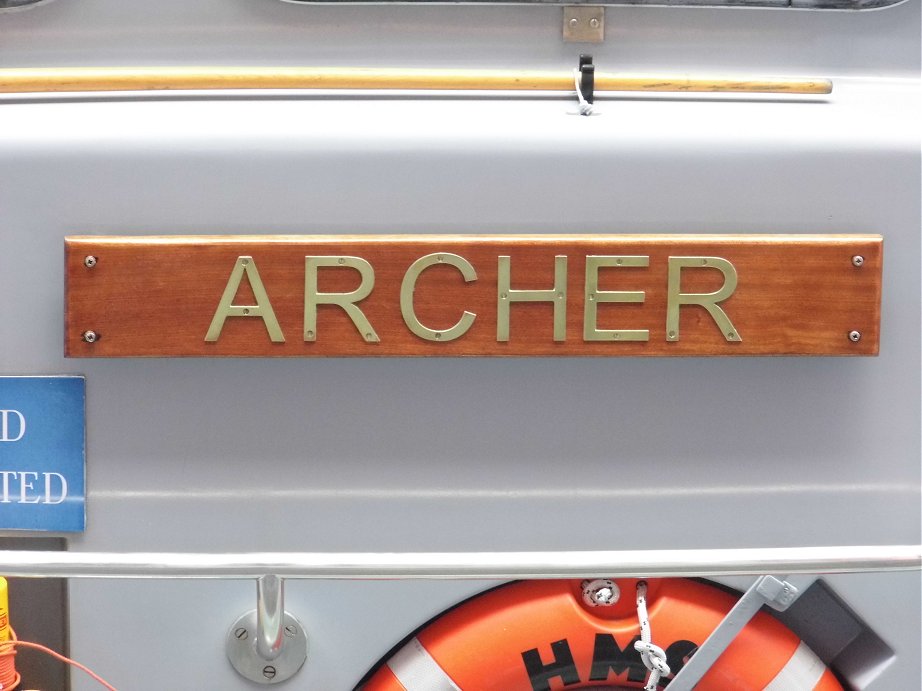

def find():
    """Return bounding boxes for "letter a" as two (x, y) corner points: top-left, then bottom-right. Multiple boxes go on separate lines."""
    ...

(205, 256), (285, 342)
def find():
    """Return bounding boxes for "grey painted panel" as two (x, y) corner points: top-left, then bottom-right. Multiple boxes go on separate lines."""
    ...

(1, 83), (916, 688)
(0, 0), (918, 688)
(0, 0), (918, 75)
(64, 573), (920, 689)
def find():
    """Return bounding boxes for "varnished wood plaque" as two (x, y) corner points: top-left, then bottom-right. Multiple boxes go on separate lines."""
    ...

(65, 235), (881, 357)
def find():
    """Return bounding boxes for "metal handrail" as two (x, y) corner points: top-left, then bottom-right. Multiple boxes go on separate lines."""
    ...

(0, 545), (918, 579)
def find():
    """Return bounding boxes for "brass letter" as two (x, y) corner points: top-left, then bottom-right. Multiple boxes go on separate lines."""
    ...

(400, 253), (477, 342)
(304, 256), (378, 342)
(205, 256), (285, 342)
(666, 257), (740, 342)
(497, 255), (567, 342)
(583, 256), (650, 342)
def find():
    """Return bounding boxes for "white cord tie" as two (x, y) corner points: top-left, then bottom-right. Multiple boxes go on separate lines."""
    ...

(573, 68), (594, 116)
(634, 581), (671, 691)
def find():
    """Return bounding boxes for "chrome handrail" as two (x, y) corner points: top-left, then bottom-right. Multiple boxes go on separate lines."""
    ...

(0, 545), (918, 579)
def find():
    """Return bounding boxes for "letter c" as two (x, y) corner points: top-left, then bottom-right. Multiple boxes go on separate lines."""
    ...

(401, 253), (477, 342)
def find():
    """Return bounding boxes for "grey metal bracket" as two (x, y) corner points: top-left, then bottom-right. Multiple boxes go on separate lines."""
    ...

(667, 574), (816, 691)
(226, 575), (308, 684)
(563, 6), (604, 44)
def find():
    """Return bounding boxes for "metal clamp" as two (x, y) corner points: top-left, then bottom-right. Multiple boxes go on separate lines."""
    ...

(226, 575), (308, 684)
(579, 54), (595, 104)
(667, 574), (814, 691)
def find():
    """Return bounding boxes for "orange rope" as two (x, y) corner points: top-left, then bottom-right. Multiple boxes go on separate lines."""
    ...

(0, 628), (20, 691)
(0, 628), (117, 690)
(0, 640), (19, 691)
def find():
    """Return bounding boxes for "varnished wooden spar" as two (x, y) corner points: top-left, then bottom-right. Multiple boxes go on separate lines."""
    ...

(0, 66), (832, 95)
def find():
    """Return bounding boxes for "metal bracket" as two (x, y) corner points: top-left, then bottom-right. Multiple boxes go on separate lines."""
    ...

(563, 6), (604, 44)
(577, 54), (595, 105)
(667, 574), (816, 691)
(226, 575), (308, 684)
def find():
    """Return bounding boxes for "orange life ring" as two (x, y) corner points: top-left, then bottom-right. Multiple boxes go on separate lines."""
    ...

(362, 578), (843, 691)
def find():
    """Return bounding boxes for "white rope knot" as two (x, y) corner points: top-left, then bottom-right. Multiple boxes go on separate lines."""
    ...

(634, 640), (671, 689)
(573, 68), (593, 116)
(635, 581), (671, 691)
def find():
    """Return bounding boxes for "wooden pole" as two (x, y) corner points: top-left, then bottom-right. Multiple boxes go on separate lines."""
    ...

(0, 66), (832, 95)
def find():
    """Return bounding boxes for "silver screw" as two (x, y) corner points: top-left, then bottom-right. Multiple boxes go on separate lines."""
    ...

(848, 330), (862, 342)
(234, 627), (248, 640)
(284, 625), (297, 638)
(262, 666), (277, 680)
(589, 17), (600, 29)
(569, 17), (579, 28)
(852, 255), (864, 267)
(82, 330), (98, 343)
(84, 255), (97, 268)
(581, 578), (620, 607)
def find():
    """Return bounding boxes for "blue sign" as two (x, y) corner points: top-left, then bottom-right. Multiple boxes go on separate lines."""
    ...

(0, 376), (85, 532)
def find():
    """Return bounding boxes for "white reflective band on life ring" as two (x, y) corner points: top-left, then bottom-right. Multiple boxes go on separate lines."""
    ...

(764, 640), (827, 691)
(387, 637), (462, 691)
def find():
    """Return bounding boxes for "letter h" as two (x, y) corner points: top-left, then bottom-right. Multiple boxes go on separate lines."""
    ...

(521, 639), (581, 691)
